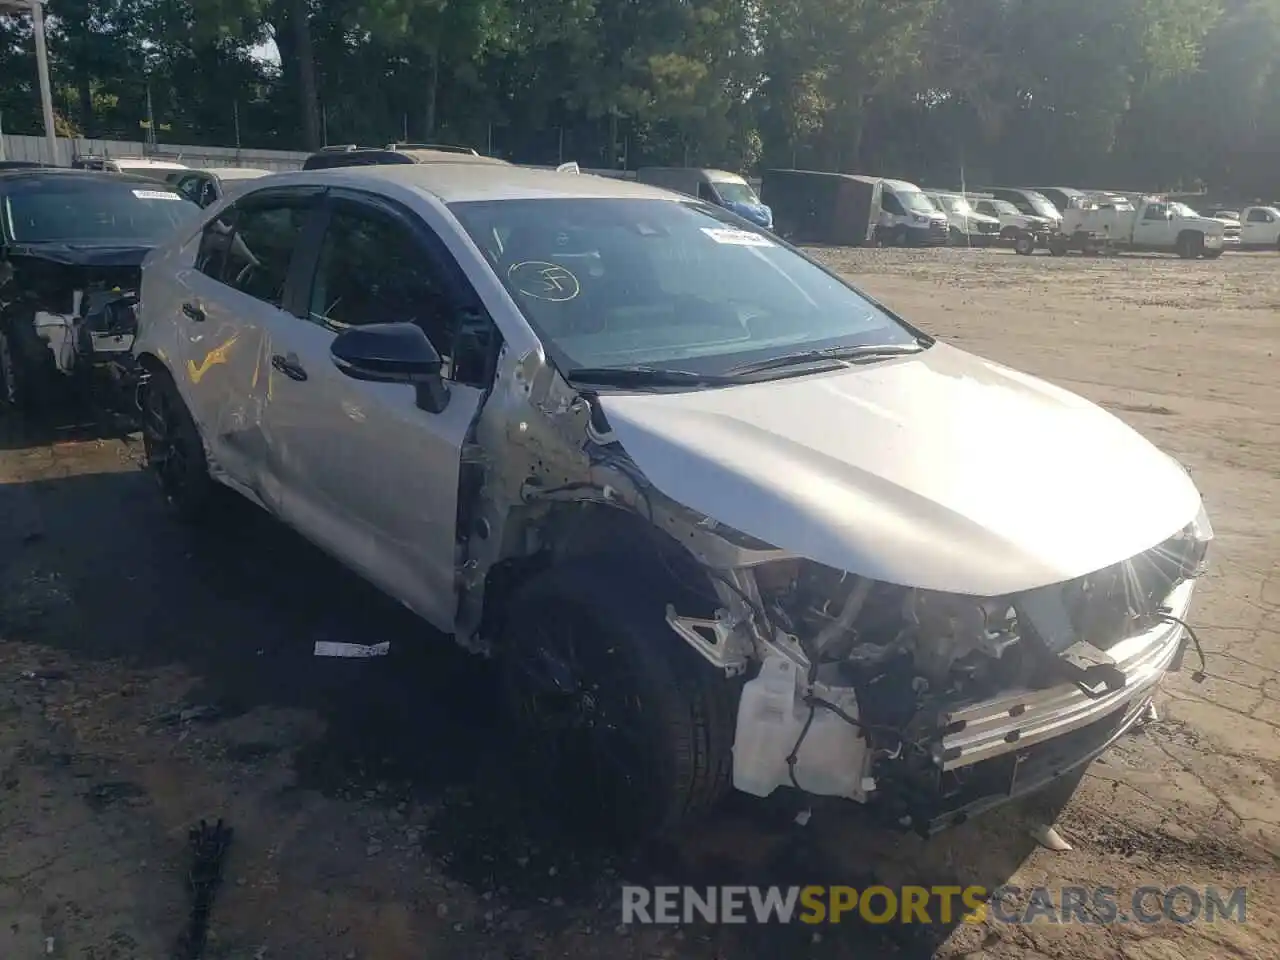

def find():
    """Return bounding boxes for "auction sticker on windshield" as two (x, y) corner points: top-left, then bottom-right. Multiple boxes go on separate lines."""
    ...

(701, 227), (773, 247)
(132, 189), (183, 200)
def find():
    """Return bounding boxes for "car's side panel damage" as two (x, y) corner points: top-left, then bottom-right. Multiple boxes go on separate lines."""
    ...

(453, 340), (1212, 830)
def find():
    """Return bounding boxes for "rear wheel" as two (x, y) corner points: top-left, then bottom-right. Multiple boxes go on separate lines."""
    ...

(499, 562), (740, 840)
(1014, 231), (1035, 256)
(141, 368), (215, 521)
(1048, 236), (1070, 257)
(1202, 248), (1224, 260)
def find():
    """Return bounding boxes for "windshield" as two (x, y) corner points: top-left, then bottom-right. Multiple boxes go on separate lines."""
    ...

(711, 180), (760, 206)
(899, 190), (938, 214)
(450, 197), (920, 378)
(3, 180), (196, 243)
(985, 199), (1020, 216)
(1024, 192), (1061, 218)
(935, 195), (972, 215)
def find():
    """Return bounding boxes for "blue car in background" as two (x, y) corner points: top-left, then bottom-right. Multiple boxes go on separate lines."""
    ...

(636, 167), (774, 230)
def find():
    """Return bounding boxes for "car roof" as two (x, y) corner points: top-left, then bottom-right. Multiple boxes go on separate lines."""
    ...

(272, 163), (680, 203)
(203, 167), (272, 179)
(111, 158), (189, 169)
(303, 147), (508, 169)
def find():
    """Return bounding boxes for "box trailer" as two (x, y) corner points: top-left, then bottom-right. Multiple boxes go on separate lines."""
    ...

(760, 170), (881, 246)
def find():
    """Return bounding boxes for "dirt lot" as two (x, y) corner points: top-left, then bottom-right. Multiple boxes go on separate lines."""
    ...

(0, 247), (1277, 960)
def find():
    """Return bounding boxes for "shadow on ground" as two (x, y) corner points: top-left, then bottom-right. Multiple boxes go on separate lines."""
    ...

(0, 430), (1059, 959)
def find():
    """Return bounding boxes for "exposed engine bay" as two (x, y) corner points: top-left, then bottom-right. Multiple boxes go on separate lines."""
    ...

(700, 519), (1210, 829)
(0, 246), (146, 413)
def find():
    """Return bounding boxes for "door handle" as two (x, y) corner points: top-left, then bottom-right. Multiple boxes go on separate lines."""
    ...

(182, 301), (206, 322)
(271, 353), (308, 382)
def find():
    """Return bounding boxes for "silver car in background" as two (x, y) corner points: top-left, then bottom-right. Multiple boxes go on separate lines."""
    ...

(131, 164), (1212, 837)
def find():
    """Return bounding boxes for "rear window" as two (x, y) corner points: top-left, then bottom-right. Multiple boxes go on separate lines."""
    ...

(2, 178), (197, 243)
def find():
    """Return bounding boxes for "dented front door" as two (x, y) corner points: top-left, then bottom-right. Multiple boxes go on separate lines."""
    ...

(254, 193), (485, 631)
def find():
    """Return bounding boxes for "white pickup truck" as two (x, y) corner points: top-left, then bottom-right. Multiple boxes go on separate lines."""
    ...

(1239, 205), (1280, 250)
(1052, 198), (1233, 259)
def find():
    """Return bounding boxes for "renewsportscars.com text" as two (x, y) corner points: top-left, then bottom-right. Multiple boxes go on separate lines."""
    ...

(620, 885), (1247, 926)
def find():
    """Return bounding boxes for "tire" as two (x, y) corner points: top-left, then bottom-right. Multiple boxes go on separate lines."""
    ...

(1176, 232), (1203, 259)
(1014, 231), (1035, 256)
(141, 367), (215, 521)
(892, 226), (909, 247)
(1202, 249), (1224, 260)
(1048, 236), (1069, 257)
(498, 561), (740, 840)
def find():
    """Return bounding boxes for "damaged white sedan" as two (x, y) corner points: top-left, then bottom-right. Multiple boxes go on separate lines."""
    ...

(132, 163), (1212, 836)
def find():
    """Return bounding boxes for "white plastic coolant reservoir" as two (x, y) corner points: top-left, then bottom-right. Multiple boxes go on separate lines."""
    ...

(732, 655), (801, 797)
(790, 688), (869, 799)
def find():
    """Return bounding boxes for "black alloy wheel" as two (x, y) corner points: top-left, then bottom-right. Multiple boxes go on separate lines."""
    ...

(142, 372), (213, 520)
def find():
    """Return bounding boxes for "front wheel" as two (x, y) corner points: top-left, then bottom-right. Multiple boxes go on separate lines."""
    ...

(141, 368), (215, 521)
(1014, 231), (1036, 256)
(0, 320), (55, 416)
(1176, 232), (1204, 259)
(1202, 248), (1224, 260)
(499, 562), (740, 840)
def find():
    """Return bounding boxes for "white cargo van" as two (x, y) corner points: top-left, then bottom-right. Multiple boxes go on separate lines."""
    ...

(876, 178), (949, 246)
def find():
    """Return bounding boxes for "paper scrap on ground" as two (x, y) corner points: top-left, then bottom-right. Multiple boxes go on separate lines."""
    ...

(313, 640), (391, 658)
(1030, 823), (1073, 851)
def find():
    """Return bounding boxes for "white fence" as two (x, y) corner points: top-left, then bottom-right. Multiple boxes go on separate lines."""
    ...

(0, 133), (747, 185)
(0, 133), (309, 171)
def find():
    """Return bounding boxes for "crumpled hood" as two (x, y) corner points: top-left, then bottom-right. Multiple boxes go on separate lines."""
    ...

(597, 342), (1202, 597)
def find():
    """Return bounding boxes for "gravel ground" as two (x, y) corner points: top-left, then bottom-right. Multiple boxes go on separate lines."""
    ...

(0, 246), (1276, 960)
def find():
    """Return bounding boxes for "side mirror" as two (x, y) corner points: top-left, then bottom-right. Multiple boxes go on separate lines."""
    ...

(331, 321), (450, 414)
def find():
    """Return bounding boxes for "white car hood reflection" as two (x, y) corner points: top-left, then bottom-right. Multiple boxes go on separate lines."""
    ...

(597, 342), (1202, 597)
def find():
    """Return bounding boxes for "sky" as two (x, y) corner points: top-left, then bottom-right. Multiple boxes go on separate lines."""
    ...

(250, 38), (280, 64)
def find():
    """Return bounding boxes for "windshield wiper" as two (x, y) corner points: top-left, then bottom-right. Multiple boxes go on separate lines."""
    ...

(565, 365), (737, 388)
(725, 342), (925, 376)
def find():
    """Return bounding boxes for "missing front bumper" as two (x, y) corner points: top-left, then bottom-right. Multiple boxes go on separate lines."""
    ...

(935, 578), (1193, 772)
(886, 578), (1195, 834)
(910, 689), (1160, 835)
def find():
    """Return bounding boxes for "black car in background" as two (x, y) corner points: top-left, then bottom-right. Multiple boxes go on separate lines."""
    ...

(0, 168), (198, 417)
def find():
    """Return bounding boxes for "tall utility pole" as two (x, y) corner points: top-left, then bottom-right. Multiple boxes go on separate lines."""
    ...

(0, 0), (58, 164)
